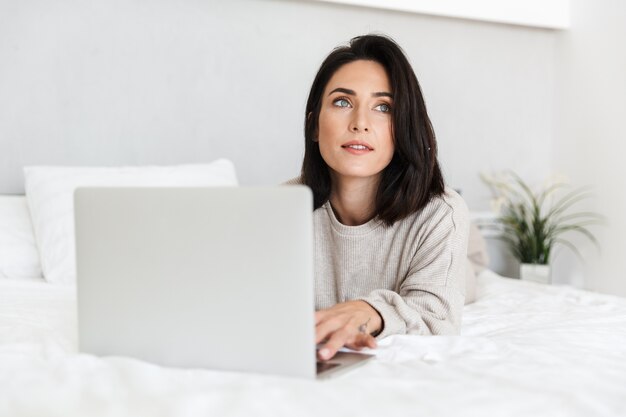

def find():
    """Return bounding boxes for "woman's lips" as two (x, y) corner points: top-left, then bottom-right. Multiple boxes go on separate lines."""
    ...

(341, 142), (373, 155)
(342, 144), (373, 155)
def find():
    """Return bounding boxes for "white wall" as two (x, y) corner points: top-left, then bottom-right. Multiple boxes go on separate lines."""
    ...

(0, 0), (556, 212)
(2, 0), (622, 295)
(553, 0), (626, 296)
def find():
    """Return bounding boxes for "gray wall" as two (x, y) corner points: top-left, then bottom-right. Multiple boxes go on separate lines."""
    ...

(0, 0), (556, 211)
(553, 0), (626, 296)
(18, 0), (626, 294)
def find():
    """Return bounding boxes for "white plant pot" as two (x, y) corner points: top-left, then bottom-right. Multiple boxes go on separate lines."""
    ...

(520, 263), (551, 284)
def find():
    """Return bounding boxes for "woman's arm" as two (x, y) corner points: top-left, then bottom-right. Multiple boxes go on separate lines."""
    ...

(359, 199), (470, 338)
(315, 194), (470, 358)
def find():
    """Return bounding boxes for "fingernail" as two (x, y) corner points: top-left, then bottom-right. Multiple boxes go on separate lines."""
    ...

(319, 348), (330, 359)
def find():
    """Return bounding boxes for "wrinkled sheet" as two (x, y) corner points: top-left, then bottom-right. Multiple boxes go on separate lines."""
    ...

(1, 271), (625, 417)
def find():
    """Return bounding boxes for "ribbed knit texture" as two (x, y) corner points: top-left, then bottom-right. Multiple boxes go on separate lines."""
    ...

(285, 177), (470, 339)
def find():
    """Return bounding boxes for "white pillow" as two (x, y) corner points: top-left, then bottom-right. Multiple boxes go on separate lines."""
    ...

(24, 160), (238, 285)
(0, 195), (43, 280)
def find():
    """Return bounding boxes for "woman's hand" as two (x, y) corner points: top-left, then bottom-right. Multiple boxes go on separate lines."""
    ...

(315, 300), (383, 361)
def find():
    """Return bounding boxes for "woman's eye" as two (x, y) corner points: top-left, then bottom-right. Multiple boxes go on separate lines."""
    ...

(333, 98), (351, 108)
(375, 103), (391, 113)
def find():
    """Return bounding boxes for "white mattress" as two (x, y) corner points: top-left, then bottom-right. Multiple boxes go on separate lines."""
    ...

(1, 271), (625, 417)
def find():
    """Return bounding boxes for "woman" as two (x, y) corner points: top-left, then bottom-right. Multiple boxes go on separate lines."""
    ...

(288, 34), (469, 361)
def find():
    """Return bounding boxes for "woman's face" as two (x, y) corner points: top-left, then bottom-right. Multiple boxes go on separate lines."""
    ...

(317, 59), (394, 183)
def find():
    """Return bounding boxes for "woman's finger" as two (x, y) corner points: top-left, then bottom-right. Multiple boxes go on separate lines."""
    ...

(344, 333), (377, 350)
(314, 310), (327, 325)
(317, 328), (351, 361)
(315, 315), (348, 344)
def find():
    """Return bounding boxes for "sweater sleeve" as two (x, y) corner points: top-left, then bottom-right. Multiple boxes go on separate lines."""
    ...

(359, 195), (470, 338)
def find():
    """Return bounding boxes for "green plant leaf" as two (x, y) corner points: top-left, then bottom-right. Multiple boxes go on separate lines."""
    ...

(537, 182), (567, 210)
(546, 187), (594, 220)
(554, 238), (585, 262)
(554, 212), (606, 224)
(552, 224), (601, 251)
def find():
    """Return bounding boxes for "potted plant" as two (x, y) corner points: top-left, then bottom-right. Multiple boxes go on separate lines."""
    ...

(481, 171), (603, 283)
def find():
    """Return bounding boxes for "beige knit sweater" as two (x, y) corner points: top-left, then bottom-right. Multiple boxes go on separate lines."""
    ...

(286, 178), (470, 339)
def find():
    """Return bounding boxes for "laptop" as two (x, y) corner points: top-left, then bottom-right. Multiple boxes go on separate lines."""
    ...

(74, 186), (372, 379)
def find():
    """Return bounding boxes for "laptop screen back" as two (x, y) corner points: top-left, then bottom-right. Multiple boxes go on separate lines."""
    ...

(74, 186), (316, 378)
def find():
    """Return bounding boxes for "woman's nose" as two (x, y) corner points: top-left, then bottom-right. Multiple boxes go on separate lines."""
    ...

(349, 109), (370, 133)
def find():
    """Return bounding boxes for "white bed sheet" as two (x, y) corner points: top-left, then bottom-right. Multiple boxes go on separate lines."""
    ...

(1, 271), (625, 417)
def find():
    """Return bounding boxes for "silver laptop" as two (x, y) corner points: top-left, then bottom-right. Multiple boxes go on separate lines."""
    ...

(74, 186), (372, 379)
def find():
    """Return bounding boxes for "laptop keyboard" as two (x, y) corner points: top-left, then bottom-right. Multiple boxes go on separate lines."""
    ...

(316, 361), (341, 374)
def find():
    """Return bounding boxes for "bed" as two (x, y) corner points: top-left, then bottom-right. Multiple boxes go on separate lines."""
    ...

(2, 271), (626, 416)
(1, 164), (626, 416)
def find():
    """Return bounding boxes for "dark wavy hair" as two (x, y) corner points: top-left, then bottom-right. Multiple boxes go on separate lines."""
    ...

(301, 34), (445, 226)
